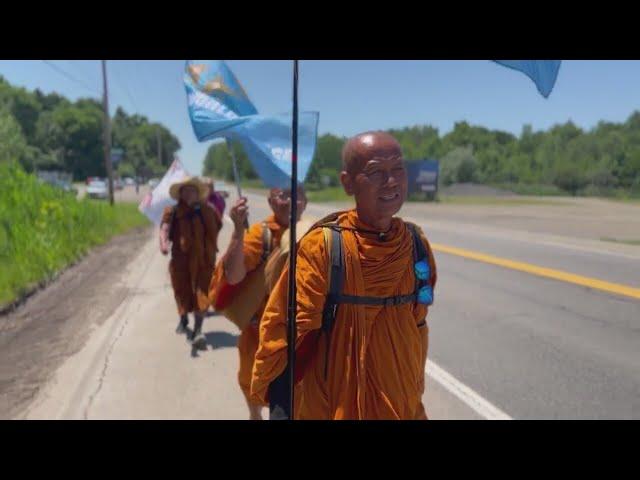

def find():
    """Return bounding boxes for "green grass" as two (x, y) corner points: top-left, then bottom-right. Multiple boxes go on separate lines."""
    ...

(437, 195), (567, 206)
(490, 183), (567, 197)
(603, 196), (640, 205)
(0, 162), (150, 308)
(240, 178), (267, 190)
(304, 188), (565, 205)
(600, 237), (640, 246)
(306, 186), (352, 203)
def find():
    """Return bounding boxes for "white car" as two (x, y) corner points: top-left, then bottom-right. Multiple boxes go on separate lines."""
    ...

(87, 180), (109, 200)
(148, 178), (160, 189)
(123, 177), (135, 186)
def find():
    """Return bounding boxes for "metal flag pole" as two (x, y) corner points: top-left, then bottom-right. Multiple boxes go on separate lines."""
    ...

(225, 137), (249, 229)
(286, 59), (299, 420)
(226, 138), (243, 199)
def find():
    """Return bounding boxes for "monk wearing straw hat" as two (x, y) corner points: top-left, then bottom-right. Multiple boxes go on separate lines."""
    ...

(160, 176), (221, 349)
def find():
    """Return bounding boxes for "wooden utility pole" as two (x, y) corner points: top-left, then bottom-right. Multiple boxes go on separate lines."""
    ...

(101, 60), (114, 205)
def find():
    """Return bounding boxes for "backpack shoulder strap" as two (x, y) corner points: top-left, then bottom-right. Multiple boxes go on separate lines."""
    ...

(406, 222), (427, 264)
(320, 224), (344, 379)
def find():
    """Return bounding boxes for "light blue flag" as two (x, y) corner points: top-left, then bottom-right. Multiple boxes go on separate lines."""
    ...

(232, 112), (320, 190)
(184, 60), (320, 188)
(493, 60), (562, 98)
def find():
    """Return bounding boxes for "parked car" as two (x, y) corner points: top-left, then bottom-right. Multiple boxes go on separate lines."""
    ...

(148, 178), (160, 189)
(123, 177), (135, 186)
(87, 180), (109, 200)
(114, 178), (124, 190)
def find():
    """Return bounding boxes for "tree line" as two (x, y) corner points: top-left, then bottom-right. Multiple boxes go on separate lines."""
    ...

(0, 75), (181, 181)
(203, 114), (640, 197)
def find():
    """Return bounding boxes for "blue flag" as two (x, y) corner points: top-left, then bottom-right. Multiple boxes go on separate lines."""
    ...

(493, 60), (562, 98)
(233, 112), (320, 190)
(184, 60), (319, 189)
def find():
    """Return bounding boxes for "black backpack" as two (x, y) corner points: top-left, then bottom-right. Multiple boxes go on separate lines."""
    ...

(317, 221), (433, 379)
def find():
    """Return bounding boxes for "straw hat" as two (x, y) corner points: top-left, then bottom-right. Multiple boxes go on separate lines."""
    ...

(169, 176), (209, 200)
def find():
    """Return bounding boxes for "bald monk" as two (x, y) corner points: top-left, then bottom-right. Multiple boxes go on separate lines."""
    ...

(209, 187), (307, 420)
(160, 177), (220, 349)
(251, 131), (437, 420)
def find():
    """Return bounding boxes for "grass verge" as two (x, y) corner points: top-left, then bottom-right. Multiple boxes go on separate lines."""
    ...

(0, 162), (150, 308)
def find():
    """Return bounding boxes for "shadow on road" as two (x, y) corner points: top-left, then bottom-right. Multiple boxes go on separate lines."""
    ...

(187, 329), (238, 358)
(204, 331), (238, 350)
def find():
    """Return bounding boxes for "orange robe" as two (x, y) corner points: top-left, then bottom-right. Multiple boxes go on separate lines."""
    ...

(250, 209), (437, 420)
(209, 215), (285, 406)
(162, 201), (219, 316)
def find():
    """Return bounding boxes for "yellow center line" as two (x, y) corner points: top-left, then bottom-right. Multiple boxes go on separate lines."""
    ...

(431, 243), (640, 300)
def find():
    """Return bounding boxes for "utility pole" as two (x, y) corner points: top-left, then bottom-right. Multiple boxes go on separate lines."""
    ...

(101, 60), (114, 206)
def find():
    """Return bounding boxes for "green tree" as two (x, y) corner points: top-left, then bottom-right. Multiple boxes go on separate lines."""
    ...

(553, 164), (589, 195)
(0, 109), (27, 163)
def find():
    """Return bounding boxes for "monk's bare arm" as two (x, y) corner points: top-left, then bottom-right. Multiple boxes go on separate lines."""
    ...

(222, 197), (251, 285)
(159, 223), (170, 255)
(223, 228), (247, 285)
(159, 207), (173, 255)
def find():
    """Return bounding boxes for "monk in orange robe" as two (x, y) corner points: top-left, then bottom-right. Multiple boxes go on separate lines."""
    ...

(251, 131), (437, 420)
(160, 177), (220, 349)
(209, 187), (307, 420)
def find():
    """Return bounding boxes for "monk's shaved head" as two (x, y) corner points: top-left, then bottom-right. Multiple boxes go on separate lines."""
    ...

(340, 131), (407, 230)
(342, 131), (403, 176)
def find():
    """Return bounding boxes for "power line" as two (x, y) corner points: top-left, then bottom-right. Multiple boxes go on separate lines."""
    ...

(64, 60), (101, 90)
(111, 64), (140, 113)
(41, 60), (99, 96)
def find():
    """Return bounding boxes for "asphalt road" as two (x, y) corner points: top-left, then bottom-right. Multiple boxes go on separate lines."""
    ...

(18, 191), (640, 419)
(304, 194), (640, 419)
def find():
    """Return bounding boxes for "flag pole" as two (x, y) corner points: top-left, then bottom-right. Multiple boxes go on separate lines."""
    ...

(286, 59), (299, 420)
(225, 137), (249, 229)
(225, 138), (243, 199)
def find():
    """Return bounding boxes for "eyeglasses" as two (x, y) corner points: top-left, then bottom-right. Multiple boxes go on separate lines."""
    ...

(359, 165), (407, 186)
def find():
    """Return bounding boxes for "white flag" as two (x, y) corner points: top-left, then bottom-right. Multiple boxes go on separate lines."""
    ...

(138, 158), (191, 226)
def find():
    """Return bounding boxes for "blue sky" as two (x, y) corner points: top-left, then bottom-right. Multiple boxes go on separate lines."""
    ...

(1, 60), (640, 175)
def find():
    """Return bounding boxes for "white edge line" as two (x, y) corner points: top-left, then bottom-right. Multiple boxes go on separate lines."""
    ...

(426, 360), (512, 420)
